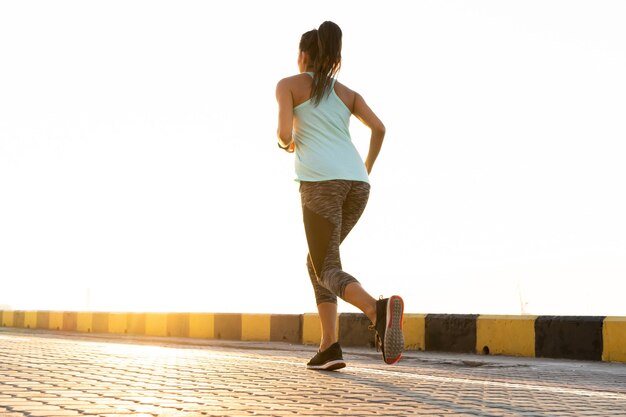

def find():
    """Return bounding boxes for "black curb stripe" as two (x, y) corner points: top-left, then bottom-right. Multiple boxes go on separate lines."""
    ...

(535, 316), (604, 361)
(37, 311), (50, 330)
(214, 314), (241, 340)
(167, 313), (190, 338)
(270, 314), (302, 343)
(110, 313), (129, 333)
(92, 313), (109, 333)
(62, 312), (77, 331)
(339, 313), (375, 347)
(14, 311), (25, 328)
(426, 314), (479, 353)
(127, 313), (146, 335)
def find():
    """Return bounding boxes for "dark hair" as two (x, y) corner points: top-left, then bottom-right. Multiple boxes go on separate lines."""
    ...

(299, 29), (319, 65)
(299, 21), (342, 106)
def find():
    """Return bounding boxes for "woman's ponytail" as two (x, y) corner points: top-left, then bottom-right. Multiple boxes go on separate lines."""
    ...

(311, 21), (342, 106)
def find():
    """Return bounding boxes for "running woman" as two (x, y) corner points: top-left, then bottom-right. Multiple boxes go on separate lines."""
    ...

(275, 21), (404, 370)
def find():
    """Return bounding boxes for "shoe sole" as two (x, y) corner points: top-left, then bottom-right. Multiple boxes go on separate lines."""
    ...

(307, 359), (346, 371)
(384, 295), (404, 364)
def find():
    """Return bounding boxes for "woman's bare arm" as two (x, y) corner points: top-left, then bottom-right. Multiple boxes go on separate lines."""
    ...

(353, 93), (386, 174)
(275, 79), (295, 151)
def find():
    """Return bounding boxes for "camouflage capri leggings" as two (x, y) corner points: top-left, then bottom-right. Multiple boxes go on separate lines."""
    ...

(299, 179), (371, 305)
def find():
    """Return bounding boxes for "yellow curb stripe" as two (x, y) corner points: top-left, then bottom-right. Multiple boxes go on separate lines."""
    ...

(242, 314), (271, 341)
(603, 316), (626, 363)
(77, 312), (93, 333)
(1, 311), (13, 327)
(189, 313), (215, 339)
(302, 313), (321, 346)
(145, 313), (168, 337)
(24, 311), (38, 329)
(302, 313), (340, 346)
(404, 314), (426, 351)
(476, 315), (536, 357)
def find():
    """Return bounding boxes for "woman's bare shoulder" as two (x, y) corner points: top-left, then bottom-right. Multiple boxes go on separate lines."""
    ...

(333, 80), (357, 112)
(277, 73), (311, 87)
(277, 74), (314, 106)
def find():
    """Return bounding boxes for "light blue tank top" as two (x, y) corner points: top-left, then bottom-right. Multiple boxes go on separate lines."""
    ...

(293, 73), (369, 183)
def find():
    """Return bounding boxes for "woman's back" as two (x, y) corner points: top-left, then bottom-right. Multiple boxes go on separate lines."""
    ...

(288, 73), (356, 111)
(291, 73), (368, 183)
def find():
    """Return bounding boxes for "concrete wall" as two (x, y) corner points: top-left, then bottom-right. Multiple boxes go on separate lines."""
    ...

(1, 310), (624, 364)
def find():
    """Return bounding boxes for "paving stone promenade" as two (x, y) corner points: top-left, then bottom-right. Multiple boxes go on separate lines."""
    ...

(1, 328), (626, 416)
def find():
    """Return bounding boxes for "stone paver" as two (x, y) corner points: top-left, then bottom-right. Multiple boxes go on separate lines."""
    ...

(1, 329), (626, 416)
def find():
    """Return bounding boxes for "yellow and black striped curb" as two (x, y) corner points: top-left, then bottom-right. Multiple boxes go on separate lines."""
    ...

(1, 311), (624, 363)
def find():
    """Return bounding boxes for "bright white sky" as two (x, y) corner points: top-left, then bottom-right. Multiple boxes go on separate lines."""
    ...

(1, 1), (625, 316)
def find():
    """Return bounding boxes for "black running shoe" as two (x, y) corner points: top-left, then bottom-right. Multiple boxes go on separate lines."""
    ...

(372, 295), (405, 364)
(306, 342), (346, 371)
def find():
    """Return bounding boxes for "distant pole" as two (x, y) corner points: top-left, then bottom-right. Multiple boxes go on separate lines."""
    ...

(86, 288), (91, 310)
(517, 281), (527, 315)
